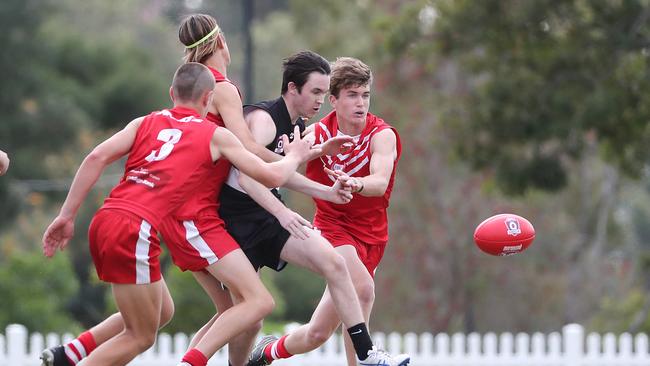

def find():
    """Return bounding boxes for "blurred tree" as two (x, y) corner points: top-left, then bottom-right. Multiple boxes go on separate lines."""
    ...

(0, 250), (79, 333)
(421, 0), (650, 325)
(427, 0), (650, 194)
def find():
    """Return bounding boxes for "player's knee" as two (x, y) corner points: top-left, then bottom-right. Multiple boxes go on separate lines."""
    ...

(254, 291), (275, 318)
(321, 251), (348, 278)
(132, 331), (158, 352)
(247, 319), (263, 336)
(159, 300), (175, 327)
(355, 279), (375, 306)
(305, 325), (333, 347)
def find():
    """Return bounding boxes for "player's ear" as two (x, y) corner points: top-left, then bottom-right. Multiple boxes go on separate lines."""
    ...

(328, 93), (337, 107)
(216, 33), (225, 49)
(169, 87), (175, 103)
(288, 81), (298, 95)
(202, 90), (214, 108)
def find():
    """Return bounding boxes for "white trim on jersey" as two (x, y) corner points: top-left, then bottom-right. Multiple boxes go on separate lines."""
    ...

(135, 220), (152, 284)
(183, 220), (219, 265)
(346, 156), (370, 176)
(225, 167), (247, 193)
(319, 121), (332, 140)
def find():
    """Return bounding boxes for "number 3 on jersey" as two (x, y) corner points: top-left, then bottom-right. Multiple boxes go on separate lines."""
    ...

(145, 129), (182, 162)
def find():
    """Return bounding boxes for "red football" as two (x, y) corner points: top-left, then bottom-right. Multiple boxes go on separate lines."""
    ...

(473, 214), (535, 256)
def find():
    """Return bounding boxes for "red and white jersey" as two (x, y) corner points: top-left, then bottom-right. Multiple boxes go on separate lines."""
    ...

(103, 106), (217, 228)
(172, 66), (238, 220)
(306, 111), (401, 245)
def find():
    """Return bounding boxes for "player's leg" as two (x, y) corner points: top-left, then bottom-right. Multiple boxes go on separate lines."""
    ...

(249, 243), (408, 366)
(336, 245), (376, 366)
(247, 235), (372, 365)
(178, 249), (274, 366)
(41, 279), (175, 366)
(78, 281), (164, 366)
(280, 232), (367, 341)
(187, 271), (233, 349)
(228, 293), (264, 366)
(190, 270), (261, 366)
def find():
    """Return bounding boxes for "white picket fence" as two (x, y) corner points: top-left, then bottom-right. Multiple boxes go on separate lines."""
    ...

(1, 323), (649, 365)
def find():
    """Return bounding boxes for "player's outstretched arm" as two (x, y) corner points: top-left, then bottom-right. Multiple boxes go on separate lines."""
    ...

(237, 172), (313, 239)
(302, 125), (354, 160)
(0, 149), (9, 176)
(211, 125), (317, 188)
(43, 117), (143, 257)
(283, 172), (352, 204)
(306, 132), (354, 160)
(215, 83), (282, 163)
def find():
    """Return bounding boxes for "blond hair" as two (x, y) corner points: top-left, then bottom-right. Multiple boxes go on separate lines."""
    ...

(329, 57), (373, 98)
(179, 14), (221, 64)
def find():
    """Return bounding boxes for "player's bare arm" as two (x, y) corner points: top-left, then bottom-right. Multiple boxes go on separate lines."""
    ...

(245, 108), (351, 203)
(216, 82), (282, 163)
(283, 172), (352, 203)
(43, 117), (143, 257)
(335, 128), (397, 197)
(238, 172), (314, 240)
(211, 125), (314, 188)
(0, 149), (9, 176)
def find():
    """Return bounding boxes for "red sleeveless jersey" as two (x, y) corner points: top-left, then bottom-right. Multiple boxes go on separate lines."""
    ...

(306, 111), (402, 245)
(103, 106), (217, 228)
(172, 66), (239, 219)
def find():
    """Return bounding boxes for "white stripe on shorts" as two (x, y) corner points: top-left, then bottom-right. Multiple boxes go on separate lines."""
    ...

(183, 220), (218, 265)
(135, 220), (152, 284)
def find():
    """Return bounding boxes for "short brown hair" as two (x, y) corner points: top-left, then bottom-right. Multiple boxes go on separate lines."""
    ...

(329, 57), (373, 98)
(172, 62), (215, 102)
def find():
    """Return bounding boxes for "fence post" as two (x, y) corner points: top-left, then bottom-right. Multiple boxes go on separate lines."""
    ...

(563, 323), (583, 365)
(7, 324), (28, 366)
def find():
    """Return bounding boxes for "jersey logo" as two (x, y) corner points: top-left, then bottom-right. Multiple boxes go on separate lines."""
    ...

(273, 131), (297, 155)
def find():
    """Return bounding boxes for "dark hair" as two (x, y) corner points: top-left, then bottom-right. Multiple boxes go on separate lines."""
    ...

(172, 62), (215, 102)
(281, 50), (331, 94)
(329, 57), (373, 98)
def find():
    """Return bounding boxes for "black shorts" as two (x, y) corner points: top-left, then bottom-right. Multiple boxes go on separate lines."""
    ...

(218, 185), (290, 271)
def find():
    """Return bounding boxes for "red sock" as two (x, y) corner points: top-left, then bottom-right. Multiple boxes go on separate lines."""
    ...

(263, 335), (293, 361)
(77, 331), (97, 354)
(182, 348), (208, 366)
(63, 331), (97, 365)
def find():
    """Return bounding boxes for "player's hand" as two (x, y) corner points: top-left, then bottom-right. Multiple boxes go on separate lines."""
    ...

(307, 135), (354, 160)
(276, 208), (313, 240)
(325, 168), (363, 193)
(43, 215), (75, 257)
(328, 178), (353, 204)
(283, 126), (321, 162)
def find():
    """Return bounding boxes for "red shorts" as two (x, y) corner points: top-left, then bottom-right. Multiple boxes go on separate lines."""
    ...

(317, 226), (387, 277)
(89, 208), (161, 284)
(159, 215), (240, 272)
